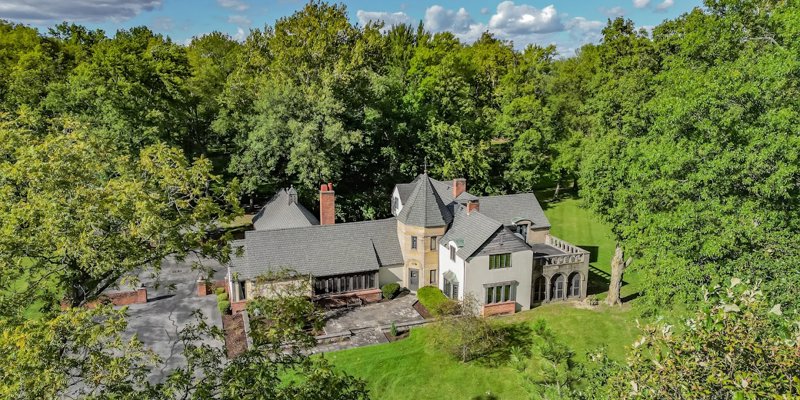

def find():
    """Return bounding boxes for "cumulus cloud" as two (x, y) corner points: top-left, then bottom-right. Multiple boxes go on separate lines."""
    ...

(655, 0), (674, 12)
(600, 6), (625, 17)
(0, 0), (161, 23)
(633, 0), (650, 8)
(217, 0), (248, 12)
(227, 14), (251, 26)
(356, 10), (411, 27)
(378, 2), (605, 55)
(488, 2), (563, 34)
(232, 27), (246, 42)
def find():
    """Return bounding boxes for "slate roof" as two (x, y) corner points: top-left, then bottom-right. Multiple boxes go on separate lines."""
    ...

(395, 182), (417, 204)
(251, 187), (319, 231)
(232, 218), (403, 280)
(476, 193), (551, 228)
(396, 174), (453, 227)
(440, 207), (503, 260)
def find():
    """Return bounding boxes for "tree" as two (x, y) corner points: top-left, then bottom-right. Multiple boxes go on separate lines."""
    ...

(608, 279), (800, 399)
(0, 305), (156, 400)
(606, 244), (632, 306)
(0, 117), (240, 315)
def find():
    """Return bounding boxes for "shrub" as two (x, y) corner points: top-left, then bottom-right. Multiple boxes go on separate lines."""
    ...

(416, 286), (449, 315)
(216, 291), (229, 302)
(217, 300), (230, 314)
(381, 283), (400, 299)
(214, 287), (226, 296)
(390, 322), (398, 337)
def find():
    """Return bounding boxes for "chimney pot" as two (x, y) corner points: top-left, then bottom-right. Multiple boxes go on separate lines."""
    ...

(453, 178), (466, 198)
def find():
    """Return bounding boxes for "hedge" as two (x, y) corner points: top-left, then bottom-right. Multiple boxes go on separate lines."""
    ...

(381, 283), (400, 299)
(216, 291), (229, 302)
(218, 300), (230, 314)
(416, 286), (449, 315)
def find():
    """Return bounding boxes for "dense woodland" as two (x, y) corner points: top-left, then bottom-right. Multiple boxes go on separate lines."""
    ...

(1, 0), (799, 398)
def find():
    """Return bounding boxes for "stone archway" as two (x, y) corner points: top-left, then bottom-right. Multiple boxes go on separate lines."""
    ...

(568, 272), (581, 298)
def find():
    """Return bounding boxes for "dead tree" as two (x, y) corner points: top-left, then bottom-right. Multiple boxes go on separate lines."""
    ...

(606, 243), (632, 306)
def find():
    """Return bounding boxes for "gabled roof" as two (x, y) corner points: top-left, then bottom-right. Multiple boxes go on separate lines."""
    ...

(440, 207), (503, 260)
(477, 193), (550, 228)
(396, 174), (453, 227)
(252, 187), (319, 231)
(232, 218), (403, 280)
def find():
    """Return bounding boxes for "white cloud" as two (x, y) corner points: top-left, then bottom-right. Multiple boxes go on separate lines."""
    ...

(600, 6), (625, 17)
(217, 0), (248, 12)
(633, 0), (650, 9)
(227, 15), (251, 26)
(0, 0), (161, 23)
(566, 17), (604, 43)
(424, 5), (475, 34)
(480, 7), (490, 15)
(356, 10), (411, 27)
(655, 0), (674, 12)
(153, 16), (173, 31)
(232, 27), (246, 42)
(488, 2), (563, 34)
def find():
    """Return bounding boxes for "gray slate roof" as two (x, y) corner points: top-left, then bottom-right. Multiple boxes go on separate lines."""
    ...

(232, 218), (403, 280)
(396, 174), (453, 227)
(477, 193), (551, 228)
(440, 207), (503, 260)
(252, 187), (319, 231)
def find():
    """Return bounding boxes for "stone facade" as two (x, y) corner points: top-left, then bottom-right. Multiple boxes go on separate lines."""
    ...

(396, 220), (446, 291)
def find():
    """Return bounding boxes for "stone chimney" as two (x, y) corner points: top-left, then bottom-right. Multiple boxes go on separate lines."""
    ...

(453, 178), (466, 198)
(319, 183), (335, 225)
(466, 199), (479, 215)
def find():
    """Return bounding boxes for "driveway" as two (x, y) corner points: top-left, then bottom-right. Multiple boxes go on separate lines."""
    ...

(123, 256), (226, 382)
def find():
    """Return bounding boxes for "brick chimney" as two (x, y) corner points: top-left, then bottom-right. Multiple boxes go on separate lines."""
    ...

(319, 183), (335, 225)
(453, 178), (466, 198)
(466, 199), (479, 215)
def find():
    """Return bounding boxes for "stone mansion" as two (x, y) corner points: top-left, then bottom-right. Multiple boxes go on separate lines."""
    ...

(227, 175), (589, 316)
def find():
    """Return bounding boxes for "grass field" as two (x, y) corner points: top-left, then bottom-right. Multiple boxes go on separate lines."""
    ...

(328, 195), (643, 400)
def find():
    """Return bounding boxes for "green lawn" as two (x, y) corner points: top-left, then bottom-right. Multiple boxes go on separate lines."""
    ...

(328, 196), (643, 400)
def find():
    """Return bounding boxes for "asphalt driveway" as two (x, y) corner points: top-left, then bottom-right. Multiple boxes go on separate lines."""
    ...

(123, 256), (226, 382)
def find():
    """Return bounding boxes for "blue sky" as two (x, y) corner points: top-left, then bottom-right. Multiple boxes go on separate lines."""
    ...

(1, 0), (702, 53)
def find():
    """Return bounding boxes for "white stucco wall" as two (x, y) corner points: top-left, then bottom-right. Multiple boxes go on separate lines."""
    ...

(438, 241), (465, 299)
(463, 250), (534, 311)
(379, 264), (404, 287)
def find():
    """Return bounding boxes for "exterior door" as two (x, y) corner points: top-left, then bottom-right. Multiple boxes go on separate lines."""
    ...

(409, 269), (419, 291)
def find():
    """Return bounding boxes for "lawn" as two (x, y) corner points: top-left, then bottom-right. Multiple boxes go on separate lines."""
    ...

(327, 196), (643, 400)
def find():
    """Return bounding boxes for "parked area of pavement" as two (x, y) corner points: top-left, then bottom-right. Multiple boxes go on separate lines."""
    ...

(122, 256), (225, 382)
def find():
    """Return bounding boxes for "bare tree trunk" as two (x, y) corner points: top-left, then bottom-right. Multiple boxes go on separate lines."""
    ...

(606, 244), (625, 306)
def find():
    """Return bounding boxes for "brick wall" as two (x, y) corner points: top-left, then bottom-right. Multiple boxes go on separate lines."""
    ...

(481, 301), (516, 317)
(63, 288), (148, 309)
(231, 300), (248, 313)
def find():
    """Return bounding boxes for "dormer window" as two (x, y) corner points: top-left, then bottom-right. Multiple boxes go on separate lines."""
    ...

(517, 223), (528, 241)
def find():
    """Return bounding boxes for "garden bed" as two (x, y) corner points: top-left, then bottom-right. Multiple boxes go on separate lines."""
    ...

(222, 313), (247, 358)
(383, 329), (410, 342)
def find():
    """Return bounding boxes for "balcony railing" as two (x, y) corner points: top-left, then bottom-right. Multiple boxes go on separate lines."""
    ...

(533, 235), (590, 268)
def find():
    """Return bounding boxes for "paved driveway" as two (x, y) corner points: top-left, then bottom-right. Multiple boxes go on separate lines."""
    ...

(123, 256), (225, 382)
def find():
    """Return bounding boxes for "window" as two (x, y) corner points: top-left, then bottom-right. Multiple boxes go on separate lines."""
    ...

(551, 274), (565, 300)
(569, 273), (581, 297)
(533, 276), (546, 302)
(430, 236), (437, 250)
(238, 281), (247, 300)
(517, 223), (528, 241)
(489, 253), (511, 269)
(429, 269), (437, 284)
(411, 236), (417, 249)
(449, 245), (456, 262)
(314, 272), (378, 295)
(443, 279), (459, 299)
(485, 283), (515, 304)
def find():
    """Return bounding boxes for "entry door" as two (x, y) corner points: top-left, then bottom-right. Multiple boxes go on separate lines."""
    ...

(409, 269), (419, 291)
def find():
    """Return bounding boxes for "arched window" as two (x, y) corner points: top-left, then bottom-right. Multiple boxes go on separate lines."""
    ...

(551, 274), (565, 300)
(568, 273), (581, 297)
(533, 276), (546, 302)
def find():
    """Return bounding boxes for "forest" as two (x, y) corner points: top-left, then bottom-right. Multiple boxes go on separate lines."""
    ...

(0, 0), (799, 398)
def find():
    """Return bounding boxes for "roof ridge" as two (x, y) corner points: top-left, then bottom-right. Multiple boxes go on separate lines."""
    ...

(247, 217), (397, 236)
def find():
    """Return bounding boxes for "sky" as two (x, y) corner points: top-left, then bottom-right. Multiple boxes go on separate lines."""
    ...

(0, 0), (703, 54)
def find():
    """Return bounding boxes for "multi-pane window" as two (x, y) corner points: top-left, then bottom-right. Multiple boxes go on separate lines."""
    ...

(486, 283), (514, 304)
(314, 272), (377, 295)
(444, 279), (459, 299)
(429, 269), (437, 284)
(430, 236), (437, 250)
(449, 245), (456, 262)
(489, 253), (511, 269)
(517, 223), (528, 241)
(411, 236), (417, 249)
